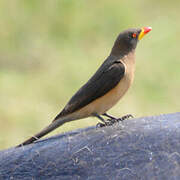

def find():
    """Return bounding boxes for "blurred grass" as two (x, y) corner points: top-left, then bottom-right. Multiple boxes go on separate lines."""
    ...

(0, 0), (180, 149)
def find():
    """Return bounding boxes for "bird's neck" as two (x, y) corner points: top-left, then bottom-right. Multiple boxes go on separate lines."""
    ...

(121, 50), (136, 76)
(109, 49), (136, 64)
(110, 42), (135, 58)
(120, 50), (135, 64)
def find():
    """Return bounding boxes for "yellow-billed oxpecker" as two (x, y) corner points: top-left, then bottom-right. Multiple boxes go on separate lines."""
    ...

(17, 27), (152, 147)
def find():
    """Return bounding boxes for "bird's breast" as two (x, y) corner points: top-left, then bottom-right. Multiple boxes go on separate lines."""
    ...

(72, 51), (136, 118)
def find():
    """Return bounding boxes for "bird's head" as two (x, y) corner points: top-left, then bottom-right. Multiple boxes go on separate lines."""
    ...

(111, 27), (152, 57)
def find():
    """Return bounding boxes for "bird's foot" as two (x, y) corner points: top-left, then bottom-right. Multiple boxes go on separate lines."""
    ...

(96, 122), (106, 128)
(96, 114), (134, 128)
(96, 121), (112, 128)
(116, 114), (134, 122)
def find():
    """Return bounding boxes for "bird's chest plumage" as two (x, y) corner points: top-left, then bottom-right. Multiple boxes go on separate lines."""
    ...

(74, 52), (136, 117)
(97, 52), (136, 113)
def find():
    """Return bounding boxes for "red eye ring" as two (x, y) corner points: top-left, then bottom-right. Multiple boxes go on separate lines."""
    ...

(132, 33), (137, 38)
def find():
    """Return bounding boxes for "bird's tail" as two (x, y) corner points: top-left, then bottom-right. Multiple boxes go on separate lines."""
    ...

(16, 117), (68, 148)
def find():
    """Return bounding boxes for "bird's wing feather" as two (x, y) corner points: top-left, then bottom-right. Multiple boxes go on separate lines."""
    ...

(54, 60), (125, 120)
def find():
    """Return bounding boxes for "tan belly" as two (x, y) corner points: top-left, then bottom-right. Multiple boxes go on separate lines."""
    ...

(68, 52), (136, 120)
(72, 72), (134, 119)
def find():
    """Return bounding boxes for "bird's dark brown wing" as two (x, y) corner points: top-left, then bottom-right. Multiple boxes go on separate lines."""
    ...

(54, 60), (125, 120)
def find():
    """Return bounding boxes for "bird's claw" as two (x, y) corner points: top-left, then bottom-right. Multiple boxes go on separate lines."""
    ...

(96, 122), (105, 128)
(96, 114), (134, 128)
(116, 114), (133, 121)
(96, 121), (112, 128)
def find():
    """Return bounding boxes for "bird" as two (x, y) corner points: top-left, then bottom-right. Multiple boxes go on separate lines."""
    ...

(17, 27), (152, 147)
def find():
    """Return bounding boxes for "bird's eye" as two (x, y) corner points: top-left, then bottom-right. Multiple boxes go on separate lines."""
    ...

(132, 33), (137, 38)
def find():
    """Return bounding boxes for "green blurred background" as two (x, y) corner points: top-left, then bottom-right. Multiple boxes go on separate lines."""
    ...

(0, 0), (180, 149)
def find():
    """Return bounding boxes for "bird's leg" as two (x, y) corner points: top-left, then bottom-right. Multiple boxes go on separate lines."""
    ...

(95, 113), (134, 128)
(102, 113), (116, 119)
(94, 114), (106, 123)
(95, 114), (118, 128)
(102, 113), (118, 125)
(95, 114), (109, 128)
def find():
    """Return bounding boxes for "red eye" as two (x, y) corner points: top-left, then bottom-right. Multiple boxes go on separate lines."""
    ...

(132, 33), (137, 38)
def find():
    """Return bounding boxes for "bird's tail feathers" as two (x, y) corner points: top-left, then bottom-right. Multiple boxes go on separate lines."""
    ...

(16, 117), (68, 148)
